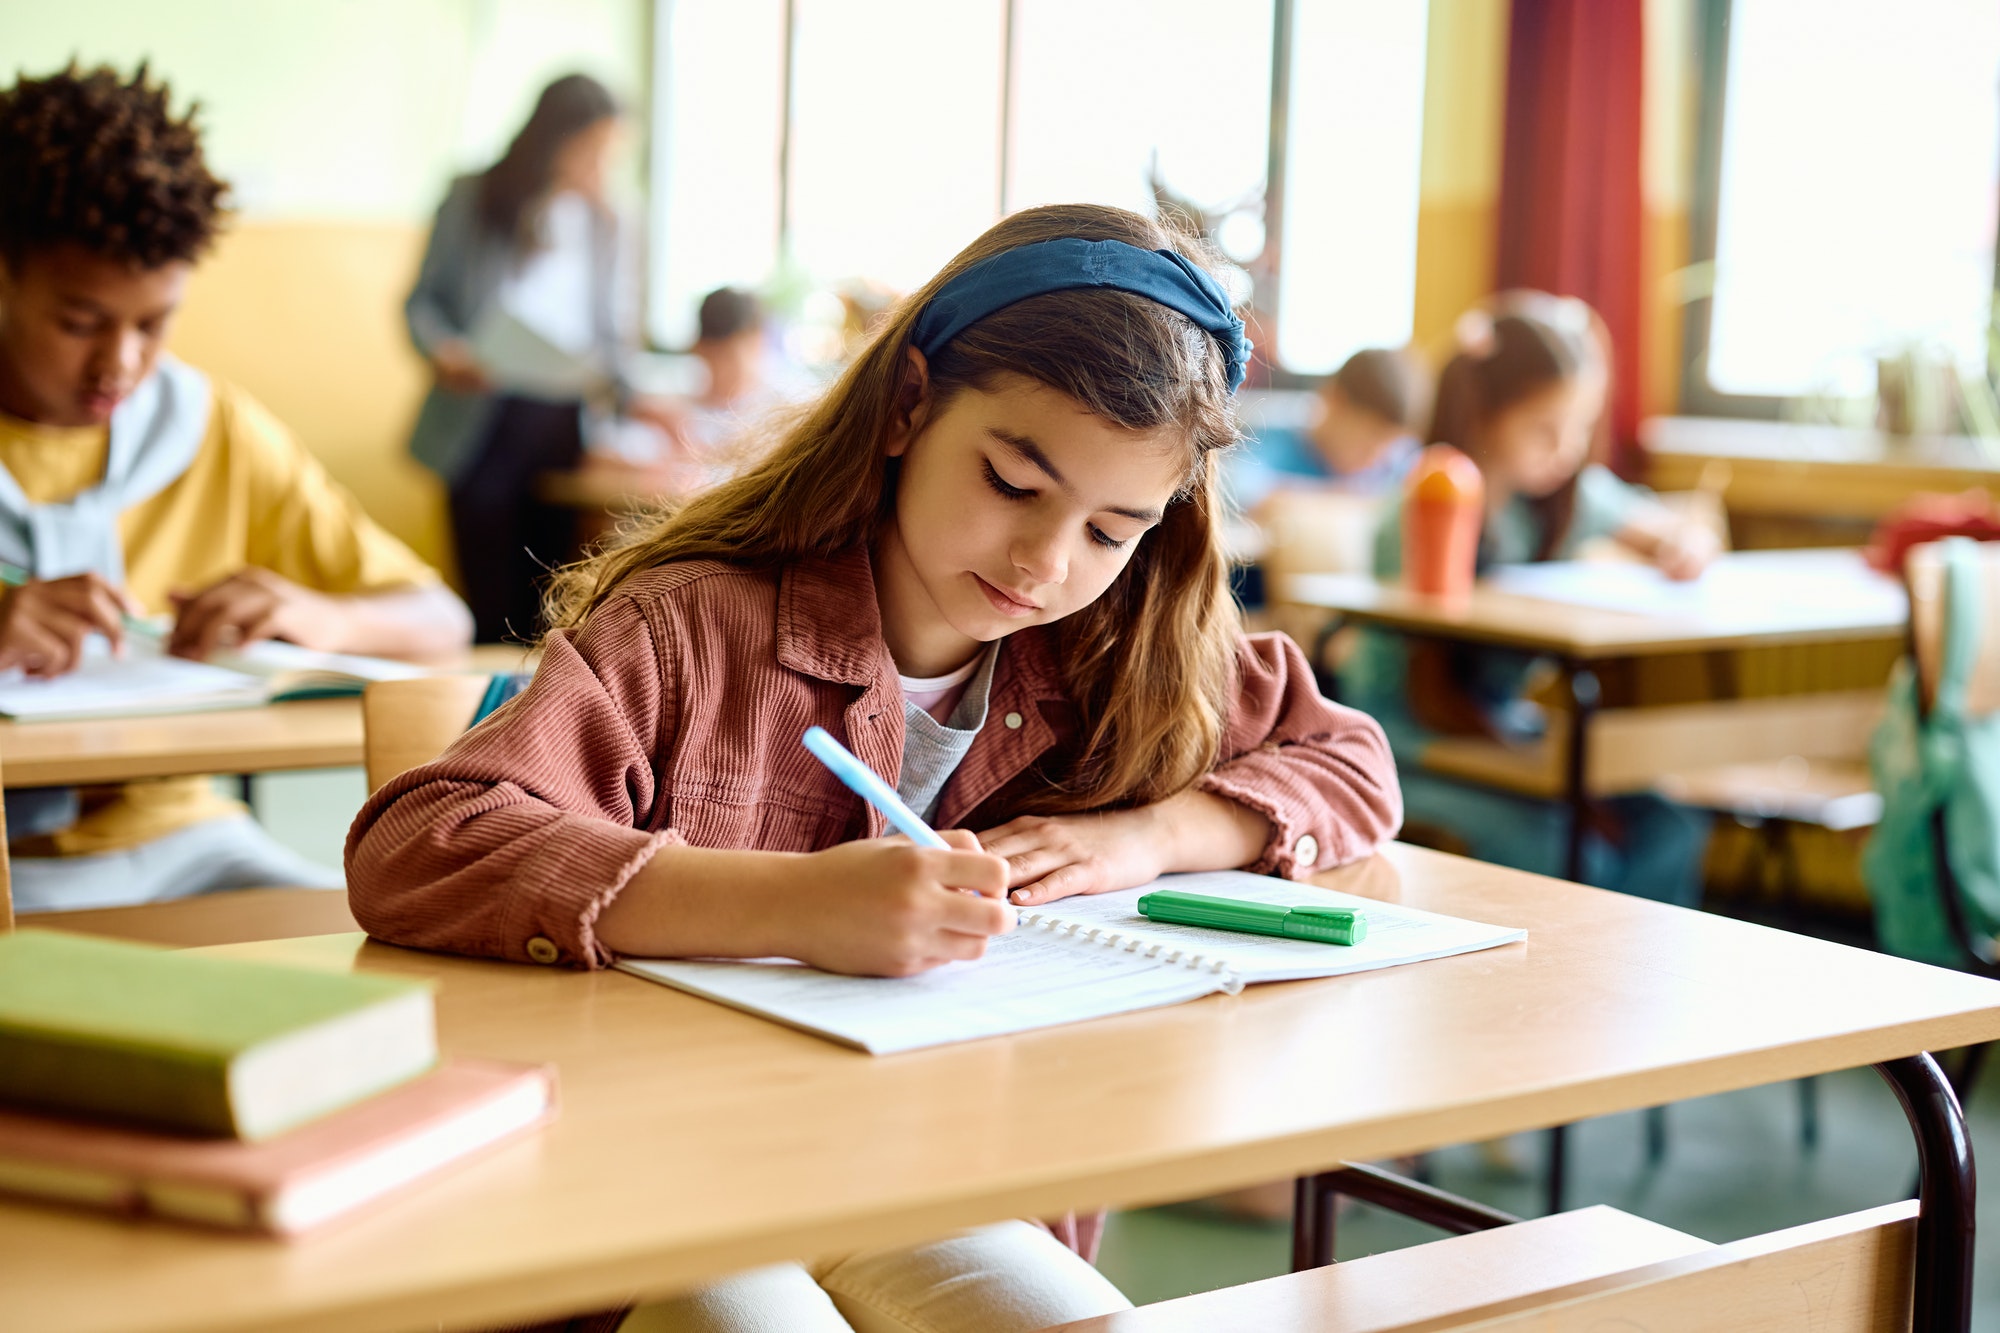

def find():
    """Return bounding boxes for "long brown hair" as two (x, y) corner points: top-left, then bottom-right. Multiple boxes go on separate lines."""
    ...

(544, 204), (1243, 812)
(1429, 291), (1604, 561)
(477, 74), (620, 248)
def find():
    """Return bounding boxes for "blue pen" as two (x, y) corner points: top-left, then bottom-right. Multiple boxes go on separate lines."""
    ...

(801, 725), (951, 849)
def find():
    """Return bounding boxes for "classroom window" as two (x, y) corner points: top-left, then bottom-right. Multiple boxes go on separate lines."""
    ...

(648, 0), (787, 348)
(1695, 0), (2000, 404)
(786, 0), (1005, 296)
(1275, 0), (1429, 375)
(1004, 0), (1272, 219)
(645, 0), (1429, 376)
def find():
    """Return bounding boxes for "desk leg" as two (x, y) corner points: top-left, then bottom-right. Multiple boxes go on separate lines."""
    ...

(1875, 1054), (1976, 1333)
(1308, 613), (1349, 700)
(1562, 663), (1599, 885)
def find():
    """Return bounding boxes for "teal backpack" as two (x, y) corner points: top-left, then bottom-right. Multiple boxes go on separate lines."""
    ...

(1864, 537), (2000, 968)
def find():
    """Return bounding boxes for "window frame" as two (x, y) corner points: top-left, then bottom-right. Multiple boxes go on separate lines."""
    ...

(1679, 0), (2000, 417)
(645, 0), (1409, 383)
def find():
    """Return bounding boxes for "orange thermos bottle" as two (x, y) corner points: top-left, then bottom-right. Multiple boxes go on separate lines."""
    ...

(1402, 445), (1484, 600)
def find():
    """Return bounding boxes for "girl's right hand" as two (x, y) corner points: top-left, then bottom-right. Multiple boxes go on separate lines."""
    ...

(783, 830), (1013, 977)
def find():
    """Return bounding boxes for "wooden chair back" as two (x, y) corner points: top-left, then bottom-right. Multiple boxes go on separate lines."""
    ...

(1050, 1200), (1915, 1333)
(1907, 539), (2000, 716)
(1258, 491), (1388, 585)
(361, 675), (496, 794)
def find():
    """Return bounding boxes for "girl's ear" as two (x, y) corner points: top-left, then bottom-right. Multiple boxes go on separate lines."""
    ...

(883, 346), (932, 458)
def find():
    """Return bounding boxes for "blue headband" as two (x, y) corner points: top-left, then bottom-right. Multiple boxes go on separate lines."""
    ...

(909, 237), (1252, 393)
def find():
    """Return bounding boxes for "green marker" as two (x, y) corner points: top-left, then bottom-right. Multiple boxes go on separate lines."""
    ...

(0, 561), (160, 640)
(1136, 889), (1367, 946)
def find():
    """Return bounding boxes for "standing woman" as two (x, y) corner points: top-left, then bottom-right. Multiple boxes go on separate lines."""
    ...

(405, 74), (670, 642)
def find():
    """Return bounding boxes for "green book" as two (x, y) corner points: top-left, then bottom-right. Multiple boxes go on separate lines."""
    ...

(0, 930), (436, 1141)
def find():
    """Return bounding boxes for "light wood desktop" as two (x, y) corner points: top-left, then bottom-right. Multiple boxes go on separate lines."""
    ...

(1278, 549), (1905, 881)
(1280, 548), (1905, 660)
(5, 842), (1996, 1333)
(0, 644), (532, 789)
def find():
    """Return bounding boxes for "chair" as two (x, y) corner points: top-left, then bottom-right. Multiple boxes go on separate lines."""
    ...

(1039, 1200), (1916, 1333)
(360, 674), (505, 793)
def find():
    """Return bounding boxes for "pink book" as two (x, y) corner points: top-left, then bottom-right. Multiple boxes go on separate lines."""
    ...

(0, 1059), (556, 1236)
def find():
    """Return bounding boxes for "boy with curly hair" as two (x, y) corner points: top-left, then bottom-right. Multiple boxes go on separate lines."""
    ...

(0, 63), (472, 910)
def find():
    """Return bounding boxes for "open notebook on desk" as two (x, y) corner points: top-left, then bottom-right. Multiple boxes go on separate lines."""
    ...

(0, 636), (426, 722)
(620, 870), (1525, 1054)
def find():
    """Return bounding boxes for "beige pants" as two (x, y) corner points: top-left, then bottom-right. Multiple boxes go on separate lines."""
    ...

(618, 1221), (1132, 1333)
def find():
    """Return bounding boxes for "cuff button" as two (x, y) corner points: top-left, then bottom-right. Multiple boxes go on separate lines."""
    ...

(525, 936), (561, 965)
(1293, 834), (1320, 867)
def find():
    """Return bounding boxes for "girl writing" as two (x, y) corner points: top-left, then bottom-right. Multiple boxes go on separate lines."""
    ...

(348, 204), (1401, 1333)
(1340, 291), (1715, 905)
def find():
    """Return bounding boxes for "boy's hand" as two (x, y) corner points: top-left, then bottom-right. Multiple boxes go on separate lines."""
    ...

(168, 568), (340, 660)
(0, 573), (141, 678)
(786, 830), (1013, 977)
(978, 809), (1171, 908)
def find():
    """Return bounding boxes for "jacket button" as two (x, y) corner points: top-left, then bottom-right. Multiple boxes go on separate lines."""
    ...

(1293, 834), (1320, 867)
(525, 936), (561, 965)
(1004, 711), (1023, 730)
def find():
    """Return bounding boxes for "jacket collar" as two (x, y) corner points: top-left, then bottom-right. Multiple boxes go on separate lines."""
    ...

(775, 546), (892, 686)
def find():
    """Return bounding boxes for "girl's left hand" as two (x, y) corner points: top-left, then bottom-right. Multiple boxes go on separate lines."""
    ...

(976, 809), (1170, 907)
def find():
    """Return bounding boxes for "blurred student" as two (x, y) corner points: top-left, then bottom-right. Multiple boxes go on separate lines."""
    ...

(658, 286), (776, 491)
(0, 64), (471, 910)
(404, 73), (678, 643)
(1340, 293), (1717, 905)
(1228, 346), (1428, 514)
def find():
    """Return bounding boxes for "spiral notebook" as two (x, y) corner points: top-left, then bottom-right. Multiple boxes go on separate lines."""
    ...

(619, 871), (1525, 1054)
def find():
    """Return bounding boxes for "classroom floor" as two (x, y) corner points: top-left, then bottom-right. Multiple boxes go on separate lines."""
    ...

(256, 770), (2000, 1329)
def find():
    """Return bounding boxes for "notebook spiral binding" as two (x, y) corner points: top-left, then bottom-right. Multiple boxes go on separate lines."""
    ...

(1016, 911), (1246, 996)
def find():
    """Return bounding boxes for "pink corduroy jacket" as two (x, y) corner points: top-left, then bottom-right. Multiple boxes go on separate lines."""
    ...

(345, 545), (1402, 970)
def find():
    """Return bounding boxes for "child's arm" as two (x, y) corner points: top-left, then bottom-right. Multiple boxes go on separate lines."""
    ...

(167, 570), (471, 660)
(345, 593), (1012, 974)
(1613, 505), (1720, 581)
(985, 633), (1403, 906)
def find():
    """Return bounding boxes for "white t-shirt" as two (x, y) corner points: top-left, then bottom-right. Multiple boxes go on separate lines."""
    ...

(500, 191), (599, 356)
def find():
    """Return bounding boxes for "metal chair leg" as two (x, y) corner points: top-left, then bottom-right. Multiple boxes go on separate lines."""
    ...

(1875, 1054), (1976, 1333)
(1796, 1075), (1820, 1151)
(1643, 1105), (1669, 1166)
(1544, 1124), (1567, 1215)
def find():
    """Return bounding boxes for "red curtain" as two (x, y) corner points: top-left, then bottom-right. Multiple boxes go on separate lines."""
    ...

(1496, 0), (1646, 470)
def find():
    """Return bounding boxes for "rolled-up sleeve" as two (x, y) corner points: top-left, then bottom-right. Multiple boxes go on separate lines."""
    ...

(345, 595), (681, 968)
(1199, 632), (1402, 879)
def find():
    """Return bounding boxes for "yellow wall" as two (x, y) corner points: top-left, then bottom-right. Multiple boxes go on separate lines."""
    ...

(1412, 0), (1510, 361)
(1, 0), (648, 568)
(168, 223), (447, 569)
(1643, 0), (1697, 419)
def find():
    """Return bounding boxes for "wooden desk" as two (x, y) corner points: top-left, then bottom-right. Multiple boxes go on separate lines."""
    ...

(1281, 549), (1906, 660)
(0, 645), (533, 788)
(5, 843), (1996, 1333)
(1644, 415), (2000, 537)
(1279, 550), (1907, 882)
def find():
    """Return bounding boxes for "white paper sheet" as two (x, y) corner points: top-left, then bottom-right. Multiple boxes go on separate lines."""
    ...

(1485, 552), (1905, 623)
(0, 642), (265, 721)
(618, 871), (1525, 1054)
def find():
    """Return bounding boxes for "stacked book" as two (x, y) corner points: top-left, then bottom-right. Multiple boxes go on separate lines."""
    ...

(0, 930), (555, 1236)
